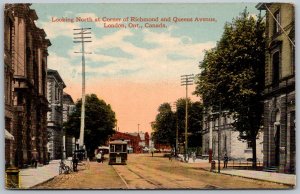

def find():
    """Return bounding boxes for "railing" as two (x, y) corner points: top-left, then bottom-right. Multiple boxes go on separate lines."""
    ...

(227, 159), (263, 170)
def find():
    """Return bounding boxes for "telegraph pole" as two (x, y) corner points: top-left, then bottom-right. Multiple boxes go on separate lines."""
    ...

(73, 28), (92, 150)
(173, 102), (179, 157)
(181, 74), (194, 162)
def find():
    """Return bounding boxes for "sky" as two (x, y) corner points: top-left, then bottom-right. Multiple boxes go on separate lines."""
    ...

(31, 3), (261, 134)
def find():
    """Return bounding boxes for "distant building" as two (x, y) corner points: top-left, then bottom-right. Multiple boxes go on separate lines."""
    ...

(257, 3), (295, 173)
(4, 4), (51, 167)
(47, 69), (66, 160)
(131, 131), (150, 148)
(110, 132), (141, 153)
(202, 110), (264, 162)
(62, 92), (76, 158)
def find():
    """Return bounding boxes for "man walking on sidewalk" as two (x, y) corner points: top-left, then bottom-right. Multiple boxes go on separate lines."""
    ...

(72, 153), (78, 172)
(223, 154), (229, 168)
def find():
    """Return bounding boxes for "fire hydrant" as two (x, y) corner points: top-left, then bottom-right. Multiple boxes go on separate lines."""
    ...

(6, 166), (20, 189)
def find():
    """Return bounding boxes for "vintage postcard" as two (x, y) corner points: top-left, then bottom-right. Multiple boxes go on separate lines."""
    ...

(4, 2), (295, 189)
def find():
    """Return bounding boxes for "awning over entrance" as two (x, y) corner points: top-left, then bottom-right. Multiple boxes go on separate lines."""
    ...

(5, 129), (14, 141)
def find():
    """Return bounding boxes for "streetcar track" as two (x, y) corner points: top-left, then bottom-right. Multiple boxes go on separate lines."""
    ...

(112, 166), (130, 189)
(133, 162), (222, 189)
(126, 167), (164, 188)
(113, 165), (164, 189)
(132, 163), (193, 189)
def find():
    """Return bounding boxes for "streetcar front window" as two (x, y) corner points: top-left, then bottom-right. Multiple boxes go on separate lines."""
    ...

(110, 145), (115, 152)
(115, 144), (122, 152)
(122, 145), (127, 152)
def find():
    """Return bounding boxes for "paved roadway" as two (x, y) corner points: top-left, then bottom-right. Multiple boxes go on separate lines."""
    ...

(33, 153), (290, 189)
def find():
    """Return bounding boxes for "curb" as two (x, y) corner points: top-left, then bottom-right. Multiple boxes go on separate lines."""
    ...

(27, 176), (57, 189)
(197, 166), (295, 187)
(219, 171), (295, 188)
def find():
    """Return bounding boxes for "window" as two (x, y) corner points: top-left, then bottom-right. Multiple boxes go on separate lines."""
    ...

(55, 86), (58, 100)
(247, 141), (252, 149)
(122, 145), (127, 152)
(224, 135), (227, 151)
(291, 46), (295, 75)
(273, 10), (280, 35)
(110, 145), (115, 152)
(272, 51), (280, 85)
(115, 145), (122, 152)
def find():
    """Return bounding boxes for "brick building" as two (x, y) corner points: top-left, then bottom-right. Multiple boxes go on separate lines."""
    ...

(47, 69), (66, 160)
(4, 4), (51, 167)
(110, 132), (141, 153)
(257, 3), (295, 173)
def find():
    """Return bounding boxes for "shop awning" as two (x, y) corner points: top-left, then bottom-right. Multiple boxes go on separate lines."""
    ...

(5, 129), (14, 141)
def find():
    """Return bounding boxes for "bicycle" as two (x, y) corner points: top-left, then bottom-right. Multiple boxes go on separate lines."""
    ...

(58, 160), (71, 175)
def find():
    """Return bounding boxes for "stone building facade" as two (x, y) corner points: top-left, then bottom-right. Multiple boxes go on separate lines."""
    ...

(4, 6), (15, 167)
(202, 111), (264, 162)
(4, 4), (51, 167)
(47, 69), (66, 160)
(257, 3), (295, 173)
(62, 92), (76, 158)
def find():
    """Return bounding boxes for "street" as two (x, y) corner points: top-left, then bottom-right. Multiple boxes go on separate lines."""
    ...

(33, 153), (289, 189)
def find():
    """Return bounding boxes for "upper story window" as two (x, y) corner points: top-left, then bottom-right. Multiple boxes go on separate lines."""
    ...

(291, 45), (295, 75)
(247, 141), (252, 149)
(273, 10), (281, 35)
(272, 51), (280, 85)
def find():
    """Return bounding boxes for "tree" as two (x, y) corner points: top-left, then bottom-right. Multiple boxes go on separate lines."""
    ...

(64, 94), (116, 157)
(152, 103), (176, 148)
(194, 9), (265, 168)
(175, 99), (203, 148)
(152, 100), (203, 152)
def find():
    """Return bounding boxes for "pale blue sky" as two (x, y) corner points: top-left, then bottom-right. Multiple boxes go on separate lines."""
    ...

(30, 3), (262, 82)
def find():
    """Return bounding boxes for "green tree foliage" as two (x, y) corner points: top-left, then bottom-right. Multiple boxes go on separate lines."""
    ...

(65, 94), (116, 157)
(152, 100), (203, 149)
(194, 9), (265, 167)
(175, 99), (203, 147)
(152, 103), (176, 148)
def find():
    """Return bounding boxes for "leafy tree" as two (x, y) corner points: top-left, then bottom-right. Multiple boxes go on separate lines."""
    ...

(175, 99), (203, 148)
(152, 100), (203, 152)
(65, 94), (116, 157)
(152, 103), (176, 148)
(194, 9), (265, 168)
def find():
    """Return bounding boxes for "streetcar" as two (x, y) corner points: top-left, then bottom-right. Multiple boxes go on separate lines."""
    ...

(108, 140), (128, 165)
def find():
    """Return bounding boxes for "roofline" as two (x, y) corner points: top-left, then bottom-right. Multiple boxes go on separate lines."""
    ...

(47, 69), (66, 88)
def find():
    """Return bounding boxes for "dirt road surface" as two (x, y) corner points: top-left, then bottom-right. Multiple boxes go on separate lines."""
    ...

(33, 153), (290, 189)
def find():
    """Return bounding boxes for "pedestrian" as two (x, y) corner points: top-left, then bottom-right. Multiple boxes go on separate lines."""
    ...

(192, 152), (196, 163)
(151, 151), (154, 157)
(100, 151), (104, 163)
(31, 153), (37, 168)
(169, 152), (173, 161)
(96, 152), (102, 163)
(223, 153), (229, 168)
(72, 153), (78, 172)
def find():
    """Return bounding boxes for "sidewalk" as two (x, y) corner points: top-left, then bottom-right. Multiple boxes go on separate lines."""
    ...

(220, 169), (296, 186)
(19, 160), (60, 189)
(178, 157), (296, 186)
